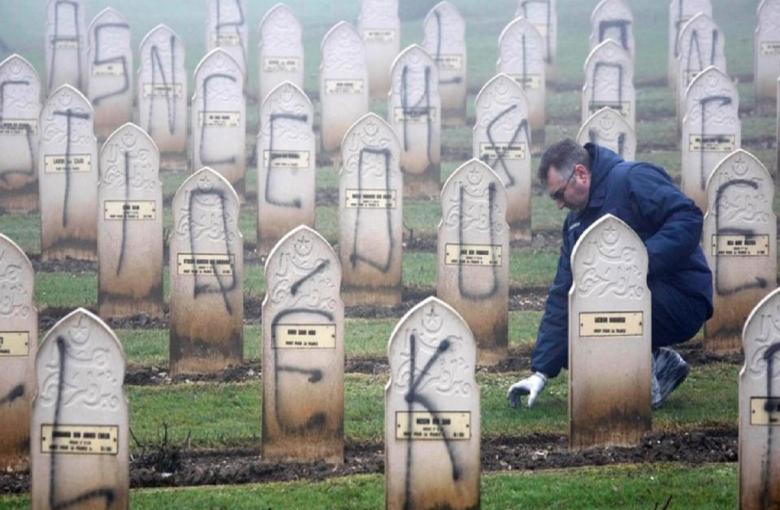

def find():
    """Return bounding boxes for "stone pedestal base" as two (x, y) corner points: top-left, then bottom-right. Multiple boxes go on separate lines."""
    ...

(403, 164), (440, 200)
(342, 285), (401, 307)
(0, 183), (37, 213)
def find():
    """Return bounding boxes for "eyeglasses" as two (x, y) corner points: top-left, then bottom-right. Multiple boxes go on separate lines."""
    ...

(549, 169), (576, 202)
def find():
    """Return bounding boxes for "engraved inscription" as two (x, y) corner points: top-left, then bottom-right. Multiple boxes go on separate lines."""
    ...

(478, 142), (526, 161)
(44, 154), (92, 174)
(711, 234), (770, 257)
(103, 201), (156, 221)
(761, 42), (780, 55)
(40, 424), (119, 455)
(393, 106), (437, 123)
(688, 134), (736, 152)
(273, 324), (337, 349)
(325, 79), (365, 94)
(263, 58), (300, 72)
(0, 120), (38, 136)
(198, 111), (240, 127)
(444, 244), (503, 266)
(345, 189), (397, 208)
(750, 397), (780, 425)
(395, 411), (471, 440)
(142, 83), (183, 98)
(435, 55), (463, 71)
(177, 253), (234, 276)
(579, 311), (644, 337)
(510, 74), (542, 89)
(262, 150), (311, 170)
(363, 29), (395, 42)
(92, 62), (124, 77)
(0, 331), (29, 356)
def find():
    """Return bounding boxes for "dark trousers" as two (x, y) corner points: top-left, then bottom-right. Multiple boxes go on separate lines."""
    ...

(649, 278), (711, 350)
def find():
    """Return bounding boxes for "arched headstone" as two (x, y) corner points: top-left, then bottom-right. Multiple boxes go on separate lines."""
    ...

(515, 0), (557, 81)
(589, 0), (634, 55)
(582, 39), (635, 128)
(576, 107), (636, 161)
(755, 0), (780, 112)
(206, 0), (248, 74)
(258, 3), (304, 104)
(667, 0), (712, 86)
(422, 2), (467, 126)
(357, 0), (400, 98)
(45, 0), (87, 93)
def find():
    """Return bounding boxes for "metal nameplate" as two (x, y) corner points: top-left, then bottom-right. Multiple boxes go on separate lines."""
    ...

(435, 55), (463, 71)
(345, 189), (397, 208)
(263, 57), (300, 72)
(199, 111), (241, 128)
(53, 39), (79, 49)
(396, 411), (471, 440)
(44, 154), (92, 174)
(511, 74), (542, 90)
(0, 119), (37, 136)
(363, 29), (395, 42)
(41, 425), (119, 455)
(214, 33), (241, 46)
(751, 397), (780, 425)
(479, 142), (527, 161)
(579, 312), (644, 337)
(274, 324), (337, 349)
(262, 150), (311, 170)
(711, 234), (770, 257)
(0, 332), (30, 357)
(445, 244), (503, 266)
(142, 83), (183, 98)
(688, 135), (736, 152)
(177, 253), (234, 276)
(589, 101), (631, 118)
(761, 42), (780, 55)
(393, 107), (437, 123)
(103, 201), (157, 221)
(92, 62), (125, 77)
(325, 79), (365, 94)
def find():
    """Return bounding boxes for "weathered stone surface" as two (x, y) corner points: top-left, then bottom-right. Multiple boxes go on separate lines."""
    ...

(755, 0), (780, 111)
(0, 54), (41, 213)
(577, 107), (636, 161)
(681, 66), (741, 211)
(262, 226), (344, 464)
(192, 48), (246, 199)
(138, 24), (187, 154)
(169, 168), (243, 376)
(422, 1), (467, 126)
(0, 235), (36, 472)
(258, 3), (304, 104)
(257, 82), (316, 255)
(569, 214), (651, 450)
(582, 39), (635, 129)
(339, 113), (402, 307)
(589, 0), (634, 55)
(388, 45), (441, 199)
(703, 149), (776, 352)
(385, 296), (480, 510)
(357, 0), (400, 98)
(667, 0), (712, 86)
(31, 308), (128, 510)
(98, 123), (163, 320)
(38, 84), (98, 262)
(45, 0), (87, 93)
(320, 21), (369, 156)
(207, 0), (248, 75)
(515, 0), (557, 81)
(739, 288), (780, 509)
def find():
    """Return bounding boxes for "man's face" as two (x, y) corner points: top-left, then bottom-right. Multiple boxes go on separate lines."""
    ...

(546, 164), (591, 212)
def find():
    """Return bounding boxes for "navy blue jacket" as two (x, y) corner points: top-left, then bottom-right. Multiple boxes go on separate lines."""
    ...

(531, 144), (714, 377)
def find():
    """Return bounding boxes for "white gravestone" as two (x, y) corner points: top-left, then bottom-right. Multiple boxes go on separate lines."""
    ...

(46, 0), (88, 93)
(98, 123), (163, 320)
(778, 77), (780, 168)
(589, 0), (634, 56)
(0, 55), (41, 213)
(385, 297), (480, 510)
(262, 226), (345, 464)
(755, 0), (780, 111)
(668, 0), (712, 86)
(582, 40), (635, 129)
(358, 0), (400, 99)
(257, 81), (316, 255)
(703, 149), (776, 352)
(339, 113), (403, 307)
(681, 65), (741, 212)
(138, 24), (188, 155)
(515, 0), (557, 81)
(31, 308), (128, 510)
(497, 17), (546, 149)
(169, 168), (243, 376)
(422, 2), (467, 126)
(192, 48), (246, 199)
(437, 160), (509, 366)
(320, 21), (369, 157)
(207, 0), (248, 75)
(739, 288), (780, 509)
(39, 84), (98, 262)
(388, 45), (441, 199)
(258, 4), (304, 105)
(474, 74), (532, 243)
(676, 13), (726, 124)
(0, 234), (37, 472)
(569, 214), (651, 450)
(576, 107), (636, 161)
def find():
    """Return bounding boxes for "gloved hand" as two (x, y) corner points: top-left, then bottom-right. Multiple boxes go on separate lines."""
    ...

(506, 372), (547, 408)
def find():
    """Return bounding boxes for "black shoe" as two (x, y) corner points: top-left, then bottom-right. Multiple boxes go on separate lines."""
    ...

(651, 347), (689, 409)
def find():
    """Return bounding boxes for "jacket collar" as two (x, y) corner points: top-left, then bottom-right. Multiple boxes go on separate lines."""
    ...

(576, 143), (614, 217)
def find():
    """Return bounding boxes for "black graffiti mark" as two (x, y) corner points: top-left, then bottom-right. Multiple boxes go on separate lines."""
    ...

(265, 113), (308, 208)
(0, 79), (35, 181)
(49, 336), (116, 510)
(432, 9), (462, 86)
(214, 0), (247, 71)
(457, 183), (499, 300)
(48, 1), (83, 91)
(673, 0), (685, 59)
(399, 64), (433, 165)
(598, 20), (631, 51)
(762, 342), (780, 508)
(482, 105), (529, 188)
(52, 108), (90, 228)
(91, 22), (130, 105)
(0, 384), (23, 405)
(199, 73), (237, 166)
(349, 147), (394, 273)
(147, 36), (178, 136)
(115, 151), (130, 276)
(684, 28), (719, 88)
(697, 95), (732, 190)
(590, 62), (624, 115)
(519, 0), (552, 64)
(713, 179), (768, 296)
(290, 260), (328, 295)
(588, 128), (626, 158)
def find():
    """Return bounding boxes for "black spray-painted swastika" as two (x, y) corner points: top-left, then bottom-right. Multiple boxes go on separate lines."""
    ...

(0, 78), (35, 181)
(265, 112), (308, 208)
(91, 22), (130, 104)
(52, 108), (90, 228)
(350, 147), (394, 273)
(147, 36), (179, 136)
(48, 1), (83, 92)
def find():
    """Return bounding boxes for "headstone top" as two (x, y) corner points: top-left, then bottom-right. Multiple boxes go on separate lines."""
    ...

(100, 122), (160, 189)
(576, 106), (635, 156)
(0, 53), (39, 81)
(43, 83), (94, 117)
(440, 158), (508, 222)
(139, 23), (178, 49)
(389, 44), (439, 95)
(259, 3), (302, 49)
(0, 54), (40, 111)
(677, 12), (724, 58)
(175, 166), (240, 216)
(341, 112), (401, 167)
(742, 287), (780, 372)
(89, 6), (126, 27)
(584, 38), (632, 70)
(0, 233), (35, 319)
(758, 0), (780, 21)
(705, 149), (773, 208)
(358, 0), (399, 25)
(592, 0), (632, 22)
(193, 47), (244, 83)
(474, 72), (525, 106)
(423, 1), (466, 42)
(321, 21), (365, 74)
(261, 80), (314, 119)
(590, 0), (633, 52)
(684, 64), (737, 101)
(498, 17), (545, 67)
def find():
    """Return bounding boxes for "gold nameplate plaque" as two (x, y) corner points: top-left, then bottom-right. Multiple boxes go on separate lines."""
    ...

(41, 425), (119, 455)
(445, 244), (503, 266)
(750, 397), (780, 425)
(396, 412), (471, 440)
(199, 111), (241, 128)
(177, 254), (234, 276)
(393, 107), (437, 123)
(711, 234), (770, 257)
(103, 201), (157, 221)
(92, 62), (125, 77)
(479, 142), (527, 161)
(263, 57), (299, 72)
(579, 312), (644, 337)
(44, 154), (92, 174)
(214, 34), (241, 46)
(0, 332), (29, 357)
(435, 55), (463, 71)
(274, 324), (337, 349)
(363, 29), (395, 42)
(53, 39), (79, 49)
(688, 135), (736, 152)
(262, 150), (311, 170)
(325, 79), (365, 95)
(345, 189), (397, 209)
(511, 74), (542, 90)
(0, 119), (37, 136)
(761, 42), (780, 55)
(142, 83), (183, 98)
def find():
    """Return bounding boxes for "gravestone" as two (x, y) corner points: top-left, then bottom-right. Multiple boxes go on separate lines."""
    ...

(755, 0), (780, 112)
(497, 17), (546, 150)
(778, 77), (780, 169)
(207, 0), (248, 75)
(388, 45), (441, 199)
(257, 81), (316, 255)
(569, 214), (651, 450)
(676, 13), (726, 124)
(262, 226), (344, 464)
(31, 308), (128, 510)
(258, 4), (304, 104)
(169, 168), (243, 376)
(339, 113), (403, 307)
(739, 288), (780, 509)
(46, 0), (87, 93)
(589, 0), (634, 55)
(515, 0), (557, 81)
(138, 24), (188, 156)
(437, 160), (509, 366)
(39, 84), (98, 262)
(192, 48), (246, 199)
(703, 149), (776, 352)
(0, 234), (36, 472)
(98, 123), (163, 320)
(582, 40), (635, 129)
(422, 2), (467, 126)
(473, 74), (532, 243)
(385, 296), (480, 510)
(681, 66), (741, 211)
(668, 0), (712, 86)
(0, 54), (41, 213)
(357, 0), (400, 98)
(320, 21), (369, 157)
(576, 107), (636, 161)
(87, 8), (133, 139)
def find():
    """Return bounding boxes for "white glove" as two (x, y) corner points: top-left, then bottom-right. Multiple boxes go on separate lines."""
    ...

(507, 372), (547, 408)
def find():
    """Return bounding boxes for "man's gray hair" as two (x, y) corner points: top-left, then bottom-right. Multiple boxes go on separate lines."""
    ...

(537, 139), (591, 184)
